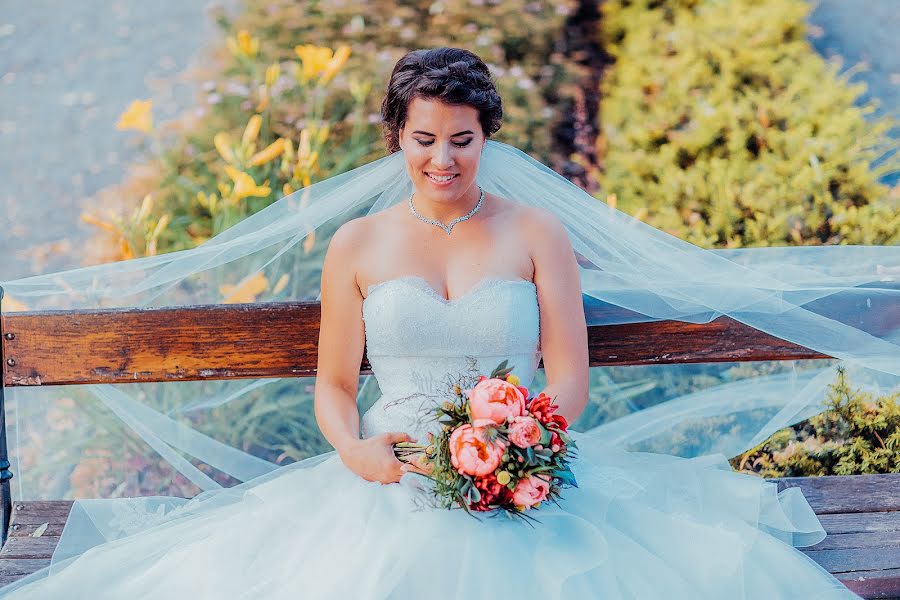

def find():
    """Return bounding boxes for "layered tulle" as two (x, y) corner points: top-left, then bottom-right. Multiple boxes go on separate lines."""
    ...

(0, 431), (858, 599)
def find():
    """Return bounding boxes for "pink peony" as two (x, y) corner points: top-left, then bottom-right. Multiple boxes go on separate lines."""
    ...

(468, 378), (526, 424)
(449, 420), (507, 477)
(507, 416), (542, 448)
(512, 475), (551, 508)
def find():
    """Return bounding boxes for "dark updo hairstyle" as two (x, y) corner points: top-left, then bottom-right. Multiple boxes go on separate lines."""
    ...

(381, 48), (503, 153)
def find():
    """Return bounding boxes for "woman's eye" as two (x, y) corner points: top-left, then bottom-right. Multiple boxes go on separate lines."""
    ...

(414, 140), (472, 147)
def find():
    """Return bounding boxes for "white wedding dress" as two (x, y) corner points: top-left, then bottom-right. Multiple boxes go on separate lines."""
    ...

(0, 276), (860, 599)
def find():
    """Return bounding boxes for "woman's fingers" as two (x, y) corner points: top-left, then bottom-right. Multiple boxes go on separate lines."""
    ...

(386, 431), (414, 445)
(398, 454), (432, 476)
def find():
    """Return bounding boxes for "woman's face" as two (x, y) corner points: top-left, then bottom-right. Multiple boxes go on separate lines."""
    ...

(398, 97), (486, 206)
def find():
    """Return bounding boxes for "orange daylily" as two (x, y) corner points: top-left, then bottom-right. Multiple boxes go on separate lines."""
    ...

(223, 165), (271, 202)
(220, 272), (268, 304)
(248, 138), (286, 167)
(116, 99), (153, 134)
(227, 30), (259, 58)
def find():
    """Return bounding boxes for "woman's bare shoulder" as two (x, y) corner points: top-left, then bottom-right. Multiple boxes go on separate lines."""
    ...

(500, 199), (566, 237)
(330, 209), (395, 248)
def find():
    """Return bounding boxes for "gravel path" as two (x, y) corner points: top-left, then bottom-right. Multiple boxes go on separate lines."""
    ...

(0, 0), (228, 281)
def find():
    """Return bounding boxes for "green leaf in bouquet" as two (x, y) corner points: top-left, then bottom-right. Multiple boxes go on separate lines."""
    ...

(538, 423), (553, 446)
(489, 360), (515, 379)
(489, 360), (509, 377)
(551, 468), (578, 488)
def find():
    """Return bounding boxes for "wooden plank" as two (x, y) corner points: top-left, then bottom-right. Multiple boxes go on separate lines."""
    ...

(0, 537), (60, 560)
(10, 501), (73, 518)
(0, 557), (50, 576)
(0, 557), (51, 583)
(1, 303), (328, 387)
(584, 313), (830, 367)
(818, 512), (900, 535)
(1, 301), (830, 387)
(808, 531), (900, 551)
(839, 568), (900, 599)
(777, 473), (900, 514)
(8, 522), (65, 538)
(807, 546), (900, 574)
(6, 501), (72, 540)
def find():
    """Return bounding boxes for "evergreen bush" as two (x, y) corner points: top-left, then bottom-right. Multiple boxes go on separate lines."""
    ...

(733, 367), (900, 477)
(597, 0), (899, 247)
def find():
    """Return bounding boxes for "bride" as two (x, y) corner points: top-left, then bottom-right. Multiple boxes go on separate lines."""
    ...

(0, 47), (874, 598)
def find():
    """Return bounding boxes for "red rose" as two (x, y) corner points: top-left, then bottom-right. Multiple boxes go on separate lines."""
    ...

(550, 431), (563, 449)
(527, 392), (558, 425)
(470, 473), (513, 511)
(550, 413), (569, 432)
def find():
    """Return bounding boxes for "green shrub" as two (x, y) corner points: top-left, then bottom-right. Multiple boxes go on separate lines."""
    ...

(732, 367), (900, 477)
(597, 0), (899, 248)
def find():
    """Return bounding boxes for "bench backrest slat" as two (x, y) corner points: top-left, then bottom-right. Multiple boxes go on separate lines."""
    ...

(0, 300), (830, 387)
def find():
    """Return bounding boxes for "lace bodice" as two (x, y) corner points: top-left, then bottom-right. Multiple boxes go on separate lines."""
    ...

(359, 276), (541, 440)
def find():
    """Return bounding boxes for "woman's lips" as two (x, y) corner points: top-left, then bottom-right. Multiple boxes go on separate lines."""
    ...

(425, 172), (459, 186)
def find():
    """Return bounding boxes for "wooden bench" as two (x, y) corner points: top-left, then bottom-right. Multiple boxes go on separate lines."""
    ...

(0, 287), (897, 596)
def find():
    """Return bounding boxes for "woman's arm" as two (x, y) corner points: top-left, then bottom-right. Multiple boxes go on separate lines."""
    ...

(524, 207), (590, 423)
(314, 219), (419, 483)
(314, 219), (368, 454)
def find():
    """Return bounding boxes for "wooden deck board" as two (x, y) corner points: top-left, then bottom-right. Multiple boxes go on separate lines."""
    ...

(0, 478), (896, 596)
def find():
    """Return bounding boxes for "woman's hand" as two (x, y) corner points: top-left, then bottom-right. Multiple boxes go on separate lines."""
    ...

(338, 432), (428, 484)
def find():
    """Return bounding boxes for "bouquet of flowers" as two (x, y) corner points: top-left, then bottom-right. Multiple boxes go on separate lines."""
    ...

(394, 360), (577, 521)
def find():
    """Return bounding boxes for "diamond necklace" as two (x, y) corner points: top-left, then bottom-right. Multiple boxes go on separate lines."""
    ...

(408, 186), (484, 235)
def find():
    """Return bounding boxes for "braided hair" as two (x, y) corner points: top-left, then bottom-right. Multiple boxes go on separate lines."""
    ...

(381, 48), (503, 153)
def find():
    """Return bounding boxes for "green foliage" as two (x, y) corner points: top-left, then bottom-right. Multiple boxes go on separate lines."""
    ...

(230, 0), (582, 165)
(732, 367), (900, 477)
(597, 0), (899, 247)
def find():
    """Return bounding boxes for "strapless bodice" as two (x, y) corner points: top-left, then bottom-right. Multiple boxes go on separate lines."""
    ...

(359, 276), (541, 439)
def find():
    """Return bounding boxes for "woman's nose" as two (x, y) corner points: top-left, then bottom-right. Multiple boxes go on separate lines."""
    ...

(431, 144), (454, 169)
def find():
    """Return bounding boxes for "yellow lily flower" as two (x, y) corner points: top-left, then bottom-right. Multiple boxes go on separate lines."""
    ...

(120, 238), (136, 260)
(227, 30), (259, 58)
(348, 77), (372, 104)
(196, 192), (219, 214)
(319, 45), (352, 85)
(294, 44), (334, 85)
(265, 63), (281, 88)
(241, 115), (263, 148)
(303, 230), (316, 253)
(145, 214), (171, 257)
(314, 124), (330, 146)
(255, 86), (270, 113)
(220, 272), (269, 304)
(248, 138), (286, 167)
(224, 165), (271, 202)
(80, 213), (120, 234)
(272, 273), (290, 295)
(213, 132), (237, 165)
(116, 99), (153, 134)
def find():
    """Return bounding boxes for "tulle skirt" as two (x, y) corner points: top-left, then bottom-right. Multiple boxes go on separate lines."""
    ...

(0, 432), (860, 599)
